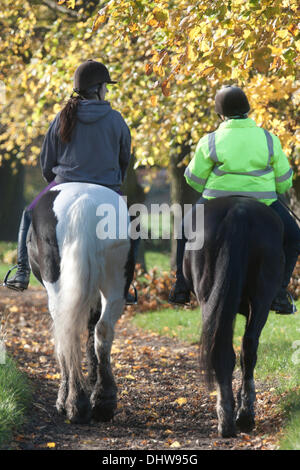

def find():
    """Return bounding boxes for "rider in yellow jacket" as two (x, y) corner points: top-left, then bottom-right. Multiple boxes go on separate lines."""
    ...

(169, 85), (300, 314)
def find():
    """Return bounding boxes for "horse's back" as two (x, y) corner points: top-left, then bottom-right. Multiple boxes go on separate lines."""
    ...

(184, 196), (284, 304)
(201, 196), (283, 245)
(49, 182), (127, 218)
(28, 182), (130, 287)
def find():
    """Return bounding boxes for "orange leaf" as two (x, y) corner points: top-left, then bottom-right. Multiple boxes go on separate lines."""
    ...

(161, 80), (171, 97)
(145, 63), (153, 76)
(92, 10), (107, 32)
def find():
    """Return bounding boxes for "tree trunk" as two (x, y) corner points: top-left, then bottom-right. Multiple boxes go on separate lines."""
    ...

(169, 144), (198, 270)
(121, 156), (146, 271)
(0, 159), (25, 241)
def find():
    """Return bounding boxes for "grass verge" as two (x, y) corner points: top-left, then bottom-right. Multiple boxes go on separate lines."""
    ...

(0, 356), (32, 448)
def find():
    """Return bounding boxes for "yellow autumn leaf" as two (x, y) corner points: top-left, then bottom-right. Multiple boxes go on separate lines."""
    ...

(46, 442), (56, 448)
(125, 374), (135, 380)
(45, 373), (60, 380)
(276, 29), (290, 40)
(9, 305), (19, 313)
(199, 66), (215, 77)
(189, 26), (201, 41)
(175, 397), (187, 406)
(67, 0), (75, 8)
(187, 44), (198, 62)
(92, 9), (107, 32)
(170, 441), (181, 448)
(243, 29), (251, 39)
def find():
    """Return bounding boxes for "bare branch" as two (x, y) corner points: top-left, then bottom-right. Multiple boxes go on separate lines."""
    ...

(42, 0), (79, 18)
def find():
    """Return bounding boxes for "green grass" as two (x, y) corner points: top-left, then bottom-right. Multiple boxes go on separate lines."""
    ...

(0, 240), (40, 287)
(132, 304), (300, 449)
(144, 250), (171, 274)
(0, 356), (32, 447)
(0, 264), (40, 287)
(133, 308), (201, 344)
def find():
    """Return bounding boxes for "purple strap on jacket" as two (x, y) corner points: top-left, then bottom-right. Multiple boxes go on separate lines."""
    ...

(27, 180), (58, 211)
(27, 181), (122, 211)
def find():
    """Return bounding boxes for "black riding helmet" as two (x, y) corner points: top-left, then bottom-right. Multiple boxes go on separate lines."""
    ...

(73, 59), (117, 97)
(215, 85), (250, 118)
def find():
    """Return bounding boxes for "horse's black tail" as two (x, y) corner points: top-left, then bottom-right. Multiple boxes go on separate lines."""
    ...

(199, 204), (249, 389)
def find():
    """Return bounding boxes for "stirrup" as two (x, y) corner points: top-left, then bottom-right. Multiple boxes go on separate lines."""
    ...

(2, 265), (19, 289)
(168, 286), (191, 306)
(126, 286), (138, 305)
(272, 291), (297, 315)
(286, 291), (297, 314)
(2, 265), (28, 292)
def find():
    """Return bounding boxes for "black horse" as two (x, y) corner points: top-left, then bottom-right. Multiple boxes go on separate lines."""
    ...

(183, 196), (284, 437)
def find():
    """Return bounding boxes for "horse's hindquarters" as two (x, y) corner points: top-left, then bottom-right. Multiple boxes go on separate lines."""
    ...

(29, 184), (131, 423)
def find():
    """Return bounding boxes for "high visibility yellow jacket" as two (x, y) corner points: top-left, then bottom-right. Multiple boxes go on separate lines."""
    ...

(184, 118), (293, 205)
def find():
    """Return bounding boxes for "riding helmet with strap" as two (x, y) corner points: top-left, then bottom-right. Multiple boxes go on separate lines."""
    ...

(73, 59), (117, 97)
(215, 85), (250, 118)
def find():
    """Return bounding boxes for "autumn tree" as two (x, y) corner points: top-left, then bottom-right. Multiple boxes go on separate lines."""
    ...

(1, 0), (299, 245)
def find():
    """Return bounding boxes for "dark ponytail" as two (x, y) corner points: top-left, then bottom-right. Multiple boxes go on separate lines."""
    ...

(59, 94), (81, 143)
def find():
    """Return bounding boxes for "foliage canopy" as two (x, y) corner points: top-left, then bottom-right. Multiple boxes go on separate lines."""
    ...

(0, 0), (299, 171)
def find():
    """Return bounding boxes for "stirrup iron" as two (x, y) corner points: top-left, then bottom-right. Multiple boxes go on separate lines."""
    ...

(2, 265), (20, 290)
(126, 285), (138, 305)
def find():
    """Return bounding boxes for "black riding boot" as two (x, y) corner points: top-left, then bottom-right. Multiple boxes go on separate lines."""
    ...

(4, 209), (32, 292)
(270, 245), (299, 315)
(168, 236), (190, 305)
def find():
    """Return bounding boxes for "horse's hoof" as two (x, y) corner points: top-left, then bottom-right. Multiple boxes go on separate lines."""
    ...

(90, 394), (117, 422)
(218, 423), (237, 438)
(66, 405), (92, 424)
(65, 392), (92, 424)
(92, 404), (116, 422)
(56, 400), (66, 416)
(236, 408), (255, 433)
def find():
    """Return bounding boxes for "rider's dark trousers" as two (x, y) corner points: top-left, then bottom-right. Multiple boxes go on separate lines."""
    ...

(269, 200), (300, 290)
(175, 197), (300, 292)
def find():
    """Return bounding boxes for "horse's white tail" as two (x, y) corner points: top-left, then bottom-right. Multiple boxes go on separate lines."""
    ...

(53, 194), (102, 379)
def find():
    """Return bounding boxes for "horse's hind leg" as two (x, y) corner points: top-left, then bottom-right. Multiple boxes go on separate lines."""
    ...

(56, 353), (68, 415)
(86, 299), (101, 392)
(90, 294), (125, 422)
(90, 252), (127, 422)
(236, 300), (269, 433)
(46, 282), (91, 423)
(213, 344), (237, 438)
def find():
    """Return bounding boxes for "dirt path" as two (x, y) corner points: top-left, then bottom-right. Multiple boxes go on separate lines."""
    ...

(0, 287), (283, 451)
